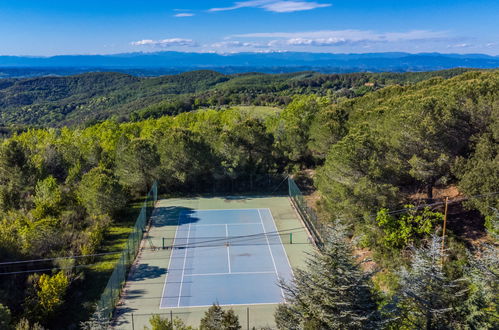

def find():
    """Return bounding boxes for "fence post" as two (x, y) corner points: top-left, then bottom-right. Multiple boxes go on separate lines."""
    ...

(247, 307), (250, 330)
(170, 310), (173, 324)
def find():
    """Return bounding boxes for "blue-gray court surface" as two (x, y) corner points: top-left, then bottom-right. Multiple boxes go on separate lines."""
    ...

(160, 208), (293, 308)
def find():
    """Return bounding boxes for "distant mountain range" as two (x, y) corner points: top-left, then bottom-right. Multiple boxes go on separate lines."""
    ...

(0, 52), (498, 77)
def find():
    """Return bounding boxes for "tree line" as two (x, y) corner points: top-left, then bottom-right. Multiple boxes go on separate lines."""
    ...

(0, 69), (497, 329)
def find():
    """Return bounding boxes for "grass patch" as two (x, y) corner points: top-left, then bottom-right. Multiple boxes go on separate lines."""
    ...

(55, 200), (144, 328)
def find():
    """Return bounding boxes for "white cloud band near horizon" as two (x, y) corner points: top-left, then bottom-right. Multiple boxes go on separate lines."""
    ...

(131, 38), (197, 47)
(209, 0), (331, 13)
(130, 29), (456, 52)
(232, 29), (449, 44)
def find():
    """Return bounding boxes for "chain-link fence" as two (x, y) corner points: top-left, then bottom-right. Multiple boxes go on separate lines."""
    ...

(94, 181), (158, 321)
(288, 177), (325, 247)
(114, 306), (277, 330)
(161, 173), (289, 195)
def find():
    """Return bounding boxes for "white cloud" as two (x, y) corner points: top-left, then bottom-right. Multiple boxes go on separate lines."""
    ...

(231, 29), (449, 47)
(174, 13), (195, 17)
(446, 43), (474, 49)
(131, 38), (197, 47)
(209, 0), (330, 13)
(211, 40), (270, 48)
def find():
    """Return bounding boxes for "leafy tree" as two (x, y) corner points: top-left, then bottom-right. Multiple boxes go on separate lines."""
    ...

(220, 117), (275, 175)
(32, 176), (62, 218)
(24, 271), (69, 323)
(308, 104), (349, 161)
(274, 95), (327, 165)
(0, 303), (12, 330)
(15, 318), (45, 330)
(77, 166), (127, 217)
(375, 206), (443, 249)
(315, 128), (399, 220)
(36, 271), (70, 317)
(200, 304), (241, 330)
(146, 314), (194, 330)
(276, 224), (381, 329)
(156, 128), (214, 191)
(456, 132), (499, 235)
(115, 138), (160, 195)
(0, 139), (34, 211)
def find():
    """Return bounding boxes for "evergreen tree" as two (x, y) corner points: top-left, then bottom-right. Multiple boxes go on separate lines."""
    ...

(200, 304), (241, 330)
(392, 236), (467, 329)
(275, 223), (381, 329)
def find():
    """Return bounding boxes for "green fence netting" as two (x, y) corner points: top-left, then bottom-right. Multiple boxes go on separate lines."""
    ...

(94, 181), (158, 321)
(288, 178), (326, 248)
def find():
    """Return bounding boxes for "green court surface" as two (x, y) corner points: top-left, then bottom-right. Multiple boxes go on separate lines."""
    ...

(113, 195), (314, 329)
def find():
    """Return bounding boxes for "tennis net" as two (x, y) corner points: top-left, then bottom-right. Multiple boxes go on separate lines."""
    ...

(160, 231), (302, 249)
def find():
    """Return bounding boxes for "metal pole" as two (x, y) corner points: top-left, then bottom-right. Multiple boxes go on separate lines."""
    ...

(170, 310), (173, 324)
(290, 232), (293, 244)
(247, 307), (250, 330)
(163, 237), (165, 249)
(131, 313), (135, 330)
(441, 196), (449, 265)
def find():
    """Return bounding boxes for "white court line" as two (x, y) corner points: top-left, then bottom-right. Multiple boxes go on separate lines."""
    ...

(186, 223), (262, 227)
(165, 301), (281, 309)
(176, 223), (191, 308)
(258, 209), (286, 300)
(185, 271), (275, 277)
(186, 208), (262, 212)
(225, 224), (231, 273)
(160, 212), (181, 308)
(265, 208), (294, 275)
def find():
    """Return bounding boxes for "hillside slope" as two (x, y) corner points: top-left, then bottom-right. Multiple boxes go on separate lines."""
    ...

(0, 68), (473, 127)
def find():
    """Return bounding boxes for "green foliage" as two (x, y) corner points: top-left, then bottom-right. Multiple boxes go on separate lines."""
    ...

(0, 69), (497, 329)
(36, 271), (70, 316)
(456, 132), (499, 234)
(77, 167), (127, 217)
(389, 237), (470, 329)
(200, 304), (241, 330)
(314, 70), (498, 221)
(0, 303), (12, 330)
(147, 314), (194, 330)
(459, 244), (499, 328)
(14, 318), (45, 330)
(375, 206), (443, 249)
(276, 224), (381, 329)
(115, 138), (160, 195)
(0, 69), (471, 127)
(33, 176), (62, 218)
(273, 95), (328, 164)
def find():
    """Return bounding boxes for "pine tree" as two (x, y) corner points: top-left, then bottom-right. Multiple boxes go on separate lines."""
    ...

(392, 236), (467, 329)
(275, 223), (381, 329)
(200, 304), (241, 330)
(458, 211), (498, 330)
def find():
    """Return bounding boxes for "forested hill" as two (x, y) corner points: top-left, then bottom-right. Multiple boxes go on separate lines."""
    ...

(0, 70), (497, 329)
(0, 68), (473, 128)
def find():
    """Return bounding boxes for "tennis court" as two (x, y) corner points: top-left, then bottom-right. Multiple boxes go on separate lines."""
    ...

(114, 195), (313, 329)
(160, 208), (293, 308)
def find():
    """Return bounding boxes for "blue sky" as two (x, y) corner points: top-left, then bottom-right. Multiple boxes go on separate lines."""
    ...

(0, 0), (497, 56)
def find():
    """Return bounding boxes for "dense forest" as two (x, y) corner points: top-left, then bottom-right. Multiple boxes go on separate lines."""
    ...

(0, 68), (472, 128)
(0, 69), (497, 329)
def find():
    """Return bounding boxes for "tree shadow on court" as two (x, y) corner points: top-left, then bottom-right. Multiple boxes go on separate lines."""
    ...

(129, 264), (167, 281)
(152, 206), (200, 227)
(112, 306), (137, 327)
